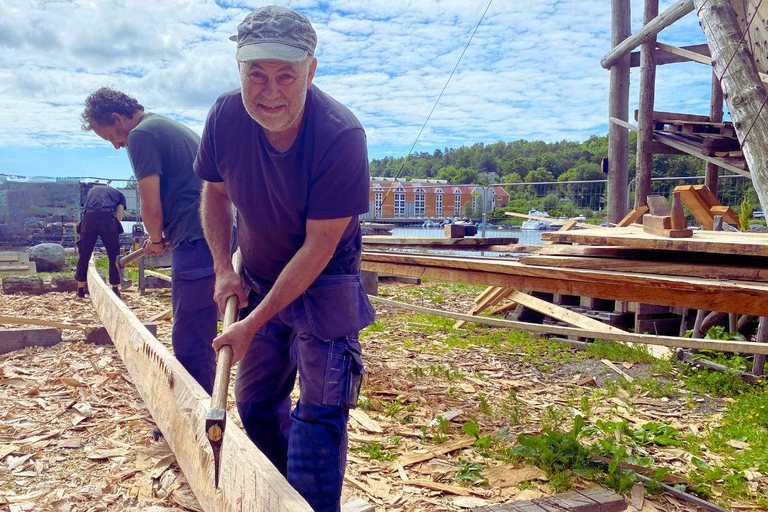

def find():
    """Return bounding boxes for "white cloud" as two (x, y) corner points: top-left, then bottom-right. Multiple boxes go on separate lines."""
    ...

(0, 0), (716, 176)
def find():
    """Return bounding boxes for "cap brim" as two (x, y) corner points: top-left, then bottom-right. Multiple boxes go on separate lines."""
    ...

(236, 42), (308, 63)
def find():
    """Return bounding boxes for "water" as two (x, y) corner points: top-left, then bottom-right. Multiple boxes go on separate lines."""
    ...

(390, 227), (544, 245)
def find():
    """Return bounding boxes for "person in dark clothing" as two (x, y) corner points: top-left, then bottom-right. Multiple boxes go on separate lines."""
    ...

(195, 6), (373, 512)
(74, 184), (126, 298)
(80, 88), (218, 398)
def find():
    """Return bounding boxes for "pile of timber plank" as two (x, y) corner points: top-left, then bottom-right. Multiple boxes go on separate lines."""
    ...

(0, 252), (36, 274)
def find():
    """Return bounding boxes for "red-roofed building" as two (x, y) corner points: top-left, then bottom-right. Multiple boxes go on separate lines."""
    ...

(365, 179), (510, 219)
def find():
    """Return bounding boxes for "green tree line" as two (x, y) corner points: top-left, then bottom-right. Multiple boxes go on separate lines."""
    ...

(370, 133), (758, 222)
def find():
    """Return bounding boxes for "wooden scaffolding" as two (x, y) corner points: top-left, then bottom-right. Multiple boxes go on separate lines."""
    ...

(603, 0), (768, 221)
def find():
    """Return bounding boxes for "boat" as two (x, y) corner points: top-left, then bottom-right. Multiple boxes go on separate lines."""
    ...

(422, 220), (440, 228)
(521, 209), (552, 230)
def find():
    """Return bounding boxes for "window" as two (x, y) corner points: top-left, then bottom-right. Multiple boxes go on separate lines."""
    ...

(374, 192), (382, 218)
(471, 195), (477, 214)
(435, 194), (443, 217)
(394, 193), (405, 217)
(454, 194), (462, 216)
(414, 193), (425, 217)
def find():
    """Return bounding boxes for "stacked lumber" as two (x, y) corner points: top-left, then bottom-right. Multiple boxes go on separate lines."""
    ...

(0, 252), (36, 274)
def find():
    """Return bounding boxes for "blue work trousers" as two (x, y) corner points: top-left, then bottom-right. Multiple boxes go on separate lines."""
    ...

(236, 270), (374, 512)
(171, 238), (218, 394)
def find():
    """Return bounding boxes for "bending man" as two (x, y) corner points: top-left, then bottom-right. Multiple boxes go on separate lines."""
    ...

(74, 183), (126, 298)
(81, 89), (218, 396)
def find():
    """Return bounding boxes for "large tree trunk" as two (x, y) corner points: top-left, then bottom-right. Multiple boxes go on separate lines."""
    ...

(695, 0), (768, 211)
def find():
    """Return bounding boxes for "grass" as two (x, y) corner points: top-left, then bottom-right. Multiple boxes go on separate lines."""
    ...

(370, 280), (768, 506)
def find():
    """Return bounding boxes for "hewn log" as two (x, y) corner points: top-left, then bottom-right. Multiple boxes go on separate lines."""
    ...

(86, 261), (313, 512)
(694, 0), (768, 211)
(608, 0), (631, 222)
(602, 0), (694, 69)
(635, 0), (660, 208)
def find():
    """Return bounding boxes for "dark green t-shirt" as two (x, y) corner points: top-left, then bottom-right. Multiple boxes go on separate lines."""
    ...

(126, 113), (204, 250)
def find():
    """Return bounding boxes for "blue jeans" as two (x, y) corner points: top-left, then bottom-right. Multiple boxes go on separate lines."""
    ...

(171, 238), (217, 394)
(236, 270), (374, 512)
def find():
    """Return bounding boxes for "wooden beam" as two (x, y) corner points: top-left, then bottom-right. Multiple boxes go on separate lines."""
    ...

(520, 254), (768, 282)
(695, 0), (768, 211)
(652, 42), (768, 85)
(508, 291), (627, 335)
(602, 0), (694, 69)
(368, 295), (768, 355)
(362, 236), (516, 247)
(144, 269), (172, 283)
(655, 41), (711, 65)
(0, 328), (62, 355)
(652, 132), (750, 176)
(454, 286), (513, 329)
(86, 261), (313, 512)
(636, 110), (711, 123)
(0, 315), (87, 331)
(609, 117), (638, 131)
(630, 43), (711, 67)
(361, 251), (768, 316)
(616, 206), (649, 227)
(541, 226), (768, 257)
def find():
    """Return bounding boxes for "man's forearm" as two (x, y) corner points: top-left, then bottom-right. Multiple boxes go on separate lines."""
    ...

(141, 205), (164, 242)
(200, 183), (234, 273)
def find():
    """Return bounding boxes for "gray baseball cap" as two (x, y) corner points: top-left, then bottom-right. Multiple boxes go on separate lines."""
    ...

(231, 5), (317, 63)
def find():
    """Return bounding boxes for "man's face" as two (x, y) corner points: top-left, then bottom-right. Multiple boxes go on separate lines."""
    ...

(238, 57), (316, 135)
(91, 115), (131, 150)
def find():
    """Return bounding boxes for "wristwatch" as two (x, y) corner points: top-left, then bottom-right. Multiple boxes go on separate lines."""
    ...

(150, 238), (164, 245)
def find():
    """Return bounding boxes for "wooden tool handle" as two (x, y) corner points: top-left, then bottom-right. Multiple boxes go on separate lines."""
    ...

(119, 247), (146, 268)
(210, 250), (243, 410)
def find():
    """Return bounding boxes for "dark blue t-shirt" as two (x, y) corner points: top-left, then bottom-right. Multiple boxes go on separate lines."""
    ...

(83, 185), (126, 210)
(194, 85), (369, 282)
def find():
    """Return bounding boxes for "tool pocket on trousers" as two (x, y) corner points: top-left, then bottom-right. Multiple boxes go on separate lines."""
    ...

(322, 339), (365, 408)
(302, 274), (375, 341)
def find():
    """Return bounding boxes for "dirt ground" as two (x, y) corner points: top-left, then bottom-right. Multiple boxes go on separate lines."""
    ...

(0, 276), (765, 511)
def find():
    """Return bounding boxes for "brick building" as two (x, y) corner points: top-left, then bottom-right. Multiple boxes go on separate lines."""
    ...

(364, 178), (510, 219)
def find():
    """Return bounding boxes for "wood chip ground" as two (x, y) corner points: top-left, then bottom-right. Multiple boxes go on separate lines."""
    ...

(0, 274), (765, 511)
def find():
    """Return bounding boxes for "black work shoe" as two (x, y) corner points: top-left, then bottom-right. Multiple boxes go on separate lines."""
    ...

(77, 287), (86, 299)
(151, 427), (164, 442)
(112, 286), (121, 298)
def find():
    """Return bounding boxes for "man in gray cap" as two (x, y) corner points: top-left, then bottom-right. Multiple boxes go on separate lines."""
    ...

(194, 6), (373, 511)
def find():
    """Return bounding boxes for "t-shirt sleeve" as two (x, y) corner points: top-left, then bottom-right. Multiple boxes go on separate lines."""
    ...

(117, 191), (127, 208)
(306, 128), (369, 220)
(193, 103), (224, 183)
(127, 130), (162, 180)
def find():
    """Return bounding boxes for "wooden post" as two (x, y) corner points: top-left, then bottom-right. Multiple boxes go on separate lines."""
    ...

(635, 0), (660, 209)
(754, 317), (767, 376)
(694, 0), (768, 211)
(608, 0), (631, 223)
(601, 0), (694, 69)
(706, 71), (724, 195)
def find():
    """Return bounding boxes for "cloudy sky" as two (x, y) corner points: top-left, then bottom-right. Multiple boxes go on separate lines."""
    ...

(0, 0), (711, 181)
